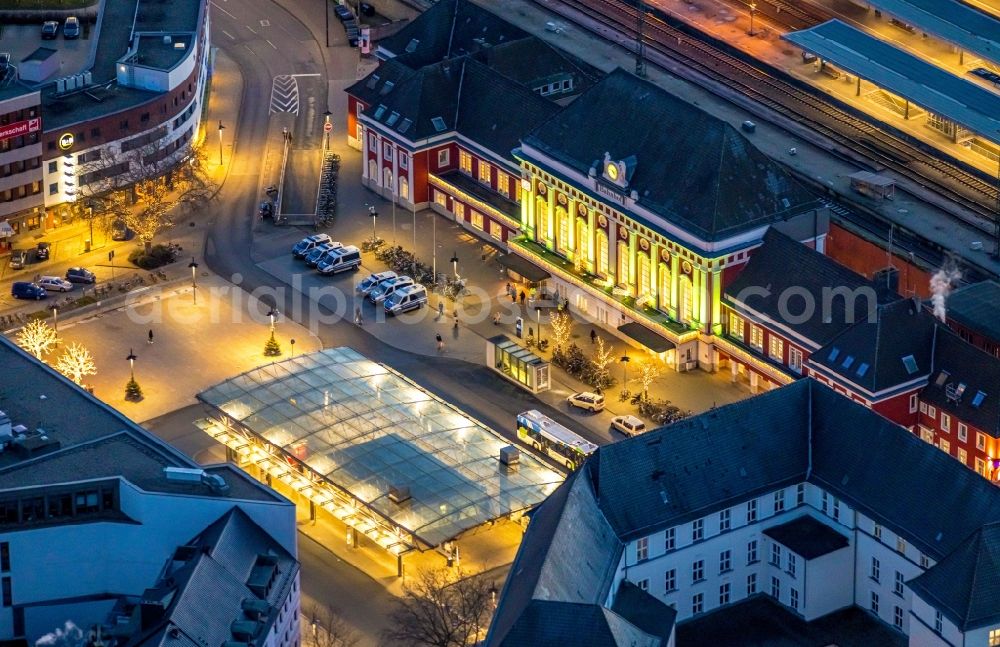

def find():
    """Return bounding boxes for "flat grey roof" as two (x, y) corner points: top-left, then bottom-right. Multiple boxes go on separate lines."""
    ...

(866, 0), (1000, 67)
(784, 20), (1000, 141)
(24, 47), (57, 63)
(198, 347), (564, 548)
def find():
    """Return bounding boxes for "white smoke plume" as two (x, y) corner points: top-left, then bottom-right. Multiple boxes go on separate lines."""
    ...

(34, 621), (84, 647)
(929, 262), (961, 323)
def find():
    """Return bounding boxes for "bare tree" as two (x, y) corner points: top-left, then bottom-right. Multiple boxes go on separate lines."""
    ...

(55, 343), (97, 386)
(17, 319), (59, 360)
(548, 311), (573, 354)
(382, 568), (495, 647)
(635, 360), (661, 401)
(302, 603), (360, 647)
(591, 337), (615, 390)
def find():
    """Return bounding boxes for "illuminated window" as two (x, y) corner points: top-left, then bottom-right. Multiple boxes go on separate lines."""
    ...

(433, 188), (448, 208)
(459, 150), (472, 174)
(489, 220), (503, 241)
(470, 211), (483, 230)
(558, 209), (570, 254)
(617, 242), (629, 287)
(959, 448), (968, 465)
(637, 255), (650, 297)
(453, 202), (465, 220)
(398, 176), (409, 200)
(769, 336), (783, 361)
(977, 432), (986, 451)
(989, 628), (1000, 646)
(939, 439), (950, 455)
(497, 172), (509, 196)
(659, 265), (672, 311)
(597, 233), (609, 277)
(478, 161), (491, 185)
(750, 326), (763, 352)
(977, 457), (988, 476)
(896, 537), (906, 554)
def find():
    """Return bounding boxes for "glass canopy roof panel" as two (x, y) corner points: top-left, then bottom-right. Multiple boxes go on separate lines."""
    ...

(198, 348), (565, 546)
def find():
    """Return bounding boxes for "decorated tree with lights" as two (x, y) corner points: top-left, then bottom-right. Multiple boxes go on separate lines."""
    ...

(55, 343), (96, 386)
(17, 319), (59, 360)
(590, 337), (615, 390)
(548, 311), (573, 354)
(636, 360), (662, 402)
(264, 332), (282, 357)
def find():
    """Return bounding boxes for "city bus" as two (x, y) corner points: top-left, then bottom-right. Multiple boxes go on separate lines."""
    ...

(516, 410), (598, 471)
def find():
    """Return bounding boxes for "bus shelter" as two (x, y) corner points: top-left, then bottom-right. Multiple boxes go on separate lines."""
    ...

(487, 335), (551, 393)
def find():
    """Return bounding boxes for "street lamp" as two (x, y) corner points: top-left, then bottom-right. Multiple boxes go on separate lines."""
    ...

(450, 251), (459, 279)
(535, 306), (542, 345)
(620, 350), (631, 399)
(748, 2), (757, 36)
(267, 307), (278, 333)
(367, 204), (379, 242)
(49, 304), (58, 337)
(188, 257), (198, 305)
(217, 121), (225, 165)
(127, 348), (137, 380)
(264, 307), (281, 357)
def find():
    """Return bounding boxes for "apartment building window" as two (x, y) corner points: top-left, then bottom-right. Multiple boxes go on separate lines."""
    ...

(928, 406), (937, 419)
(796, 484), (805, 506)
(920, 402), (928, 414)
(665, 527), (675, 551)
(664, 569), (676, 593)
(471, 211), (484, 230)
(693, 518), (704, 542)
(787, 554), (796, 578)
(0, 542), (8, 571)
(437, 149), (449, 167)
(958, 423), (968, 442)
(692, 560), (705, 583)
(770, 544), (781, 566)
(909, 393), (918, 413)
(636, 537), (648, 562)
(921, 554), (930, 569)
(774, 490), (785, 513)
(496, 172), (509, 196)
(489, 220), (503, 241)
(719, 509), (731, 532)
(832, 499), (841, 522)
(478, 161), (491, 185)
(47, 161), (56, 173)
(769, 336), (783, 361)
(791, 588), (799, 611)
(459, 150), (472, 174)
(770, 577), (780, 600)
(789, 347), (803, 374)
(895, 606), (905, 630)
(48, 183), (58, 195)
(729, 314), (744, 339)
(870, 557), (880, 582)
(369, 135), (377, 152)
(747, 540), (758, 564)
(637, 579), (649, 592)
(1, 576), (9, 607)
(874, 524), (882, 541)
(940, 439), (951, 455)
(958, 448), (968, 465)
(977, 432), (986, 451)
(399, 154), (408, 170)
(719, 550), (732, 574)
(894, 571), (904, 597)
(384, 143), (393, 160)
(821, 491), (829, 514)
(989, 629), (1000, 646)
(750, 326), (763, 351)
(747, 573), (757, 596)
(934, 611), (943, 634)
(941, 413), (951, 433)
(719, 583), (731, 606)
(692, 593), (703, 615)
(977, 458), (988, 477)
(871, 591), (880, 615)
(896, 537), (906, 554)
(747, 499), (758, 523)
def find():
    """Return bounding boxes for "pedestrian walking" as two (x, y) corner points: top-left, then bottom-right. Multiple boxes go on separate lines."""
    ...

(436, 333), (443, 351)
(354, 306), (363, 325)
(453, 313), (459, 330)
(147, 329), (154, 344)
(590, 329), (597, 344)
(519, 290), (526, 305)
(493, 312), (501, 325)
(510, 290), (516, 303)
(437, 301), (445, 320)
(506, 282), (513, 298)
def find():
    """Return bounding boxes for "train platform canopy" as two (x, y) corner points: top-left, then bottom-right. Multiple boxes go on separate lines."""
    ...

(864, 0), (1000, 67)
(197, 347), (564, 551)
(784, 20), (1000, 141)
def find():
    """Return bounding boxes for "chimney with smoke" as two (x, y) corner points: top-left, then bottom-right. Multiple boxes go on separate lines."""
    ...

(929, 262), (961, 323)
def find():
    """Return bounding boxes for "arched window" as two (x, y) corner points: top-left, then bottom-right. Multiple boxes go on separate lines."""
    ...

(679, 276), (693, 323)
(367, 159), (377, 182)
(617, 242), (629, 288)
(556, 207), (569, 254)
(596, 231), (609, 277)
(398, 176), (409, 200)
(658, 264), (672, 312)
(382, 167), (392, 191)
(637, 254), (650, 298)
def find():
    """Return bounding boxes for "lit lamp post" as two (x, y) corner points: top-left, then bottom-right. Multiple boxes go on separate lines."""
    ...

(367, 205), (379, 242)
(217, 121), (225, 165)
(49, 304), (58, 341)
(264, 307), (281, 356)
(450, 251), (459, 279)
(748, 2), (757, 36)
(620, 350), (631, 399)
(188, 257), (198, 305)
(125, 348), (142, 401)
(535, 306), (543, 345)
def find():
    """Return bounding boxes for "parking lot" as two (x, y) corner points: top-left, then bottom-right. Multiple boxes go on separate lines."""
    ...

(0, 19), (93, 83)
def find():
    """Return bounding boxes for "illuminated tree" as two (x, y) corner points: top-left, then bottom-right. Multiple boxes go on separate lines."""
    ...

(548, 311), (573, 354)
(591, 337), (615, 390)
(636, 361), (662, 401)
(382, 568), (495, 647)
(303, 604), (360, 647)
(16, 319), (59, 360)
(55, 343), (97, 386)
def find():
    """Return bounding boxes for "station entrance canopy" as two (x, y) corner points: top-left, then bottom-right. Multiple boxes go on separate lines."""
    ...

(196, 348), (563, 552)
(784, 20), (1000, 142)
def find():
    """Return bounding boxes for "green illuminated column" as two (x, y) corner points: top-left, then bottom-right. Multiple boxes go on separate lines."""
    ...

(545, 187), (555, 250)
(521, 178), (533, 236)
(608, 221), (617, 285)
(711, 267), (723, 335)
(670, 254), (680, 320)
(587, 208), (596, 272)
(628, 231), (637, 296)
(692, 266), (702, 330)
(567, 200), (576, 259)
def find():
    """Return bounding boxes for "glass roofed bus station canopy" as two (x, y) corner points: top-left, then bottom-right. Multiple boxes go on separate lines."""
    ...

(195, 348), (564, 554)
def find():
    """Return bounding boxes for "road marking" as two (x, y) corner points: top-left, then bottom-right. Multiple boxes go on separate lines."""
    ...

(244, 44), (256, 56)
(246, 25), (257, 33)
(266, 39), (277, 50)
(209, 1), (236, 18)
(222, 29), (235, 40)
(291, 73), (321, 77)
(260, 19), (270, 27)
(269, 75), (299, 115)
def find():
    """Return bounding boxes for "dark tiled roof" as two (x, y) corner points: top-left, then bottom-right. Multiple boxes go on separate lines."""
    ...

(909, 522), (1000, 631)
(809, 298), (939, 393)
(497, 600), (663, 647)
(946, 280), (1000, 344)
(763, 514), (849, 559)
(522, 69), (819, 241)
(609, 580), (676, 644)
(726, 229), (898, 346)
(481, 37), (601, 94)
(922, 329), (1000, 437)
(377, 0), (528, 68)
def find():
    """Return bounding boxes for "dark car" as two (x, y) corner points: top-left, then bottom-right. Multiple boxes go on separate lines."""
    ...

(41, 21), (58, 39)
(334, 5), (353, 21)
(63, 16), (80, 39)
(35, 242), (50, 261)
(11, 282), (46, 300)
(111, 219), (131, 241)
(8, 249), (27, 270)
(258, 201), (274, 219)
(359, 2), (375, 16)
(65, 267), (96, 283)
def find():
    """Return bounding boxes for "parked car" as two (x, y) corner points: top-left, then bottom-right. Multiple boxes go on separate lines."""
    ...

(8, 249), (27, 270)
(11, 282), (46, 300)
(63, 16), (80, 39)
(317, 245), (361, 275)
(611, 415), (646, 437)
(37, 276), (73, 292)
(359, 2), (375, 16)
(367, 275), (413, 303)
(292, 234), (332, 258)
(35, 242), (50, 261)
(41, 21), (58, 39)
(111, 219), (131, 241)
(358, 270), (396, 295)
(384, 284), (427, 316)
(65, 267), (96, 283)
(741, 120), (756, 133)
(568, 391), (605, 412)
(305, 241), (343, 268)
(258, 201), (274, 219)
(334, 4), (353, 21)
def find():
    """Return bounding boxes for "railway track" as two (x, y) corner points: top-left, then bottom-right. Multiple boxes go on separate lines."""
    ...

(565, 0), (1000, 240)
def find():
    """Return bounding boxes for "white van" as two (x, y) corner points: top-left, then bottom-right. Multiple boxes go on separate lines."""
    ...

(317, 245), (361, 274)
(384, 284), (428, 315)
(367, 275), (414, 303)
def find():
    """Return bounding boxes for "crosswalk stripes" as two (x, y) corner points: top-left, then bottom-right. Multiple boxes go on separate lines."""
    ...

(269, 75), (299, 115)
